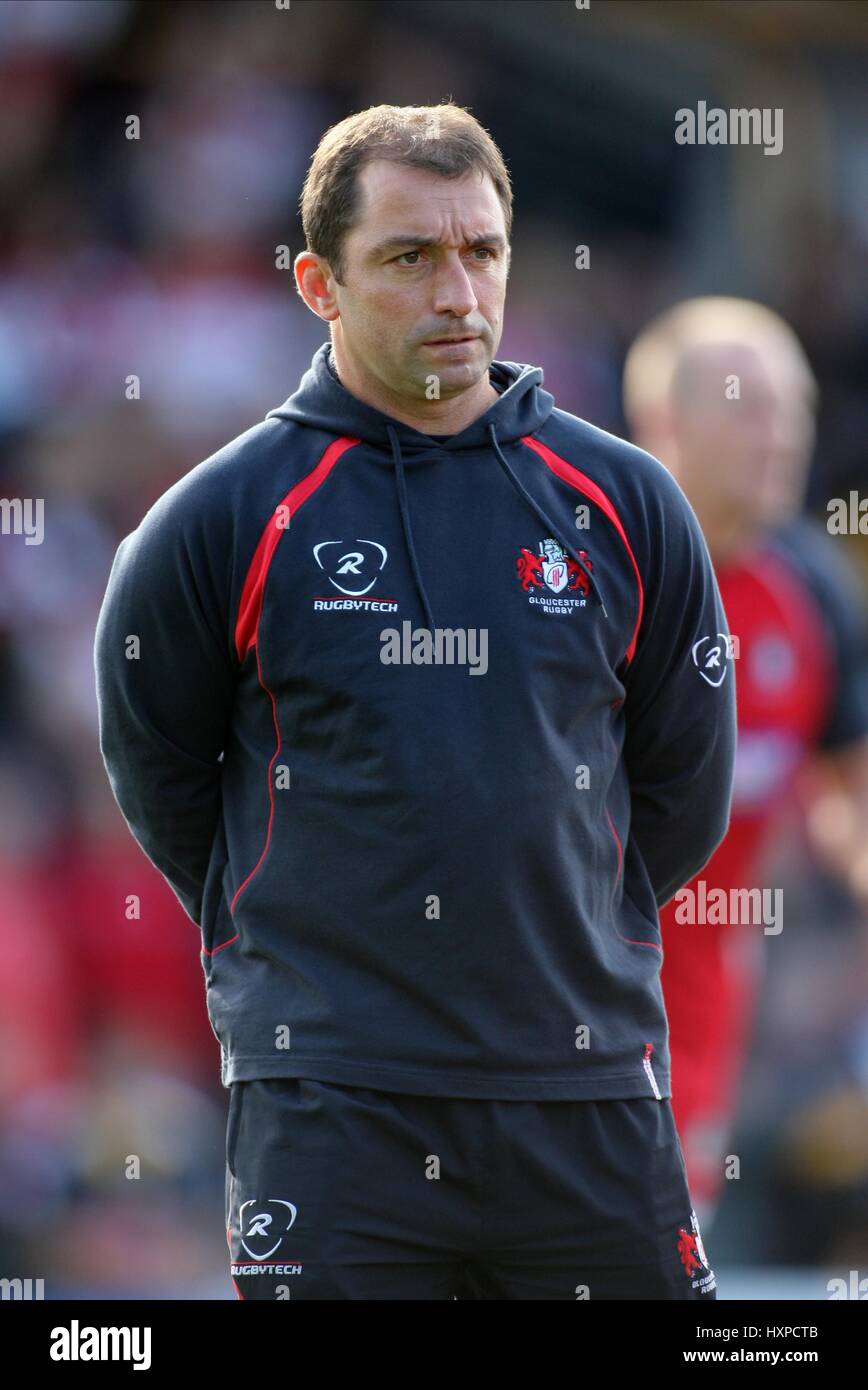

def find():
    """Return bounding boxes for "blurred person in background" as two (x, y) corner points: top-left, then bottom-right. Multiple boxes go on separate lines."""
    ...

(623, 297), (868, 1226)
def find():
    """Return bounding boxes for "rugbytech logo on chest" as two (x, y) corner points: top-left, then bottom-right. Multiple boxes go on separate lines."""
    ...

(312, 538), (398, 612)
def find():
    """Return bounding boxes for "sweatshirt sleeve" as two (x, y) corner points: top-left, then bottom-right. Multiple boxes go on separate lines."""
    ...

(93, 479), (237, 926)
(620, 461), (737, 909)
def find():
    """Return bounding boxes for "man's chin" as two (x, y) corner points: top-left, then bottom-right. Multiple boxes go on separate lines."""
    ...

(411, 345), (490, 392)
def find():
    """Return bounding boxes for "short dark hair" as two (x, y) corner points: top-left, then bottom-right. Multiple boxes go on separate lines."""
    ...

(299, 101), (513, 284)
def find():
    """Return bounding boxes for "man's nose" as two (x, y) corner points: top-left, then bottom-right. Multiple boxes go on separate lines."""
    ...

(431, 254), (479, 318)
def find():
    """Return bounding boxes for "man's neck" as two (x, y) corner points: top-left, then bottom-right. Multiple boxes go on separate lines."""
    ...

(699, 515), (762, 569)
(328, 343), (501, 434)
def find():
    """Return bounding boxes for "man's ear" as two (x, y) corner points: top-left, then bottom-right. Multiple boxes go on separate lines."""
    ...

(294, 251), (340, 323)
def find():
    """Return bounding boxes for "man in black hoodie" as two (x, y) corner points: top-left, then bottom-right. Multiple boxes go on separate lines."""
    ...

(94, 102), (735, 1299)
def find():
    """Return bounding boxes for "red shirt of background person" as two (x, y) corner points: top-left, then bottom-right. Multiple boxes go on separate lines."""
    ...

(623, 298), (868, 1217)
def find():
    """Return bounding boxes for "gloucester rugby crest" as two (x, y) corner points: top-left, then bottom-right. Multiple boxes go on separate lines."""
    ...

(515, 538), (593, 615)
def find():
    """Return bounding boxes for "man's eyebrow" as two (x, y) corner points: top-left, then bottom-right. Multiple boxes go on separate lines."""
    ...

(368, 232), (508, 259)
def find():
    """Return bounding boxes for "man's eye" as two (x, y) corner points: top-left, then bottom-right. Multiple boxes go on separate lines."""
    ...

(393, 248), (496, 266)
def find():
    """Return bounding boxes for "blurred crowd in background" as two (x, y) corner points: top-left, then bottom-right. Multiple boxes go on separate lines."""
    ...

(0, 0), (866, 1298)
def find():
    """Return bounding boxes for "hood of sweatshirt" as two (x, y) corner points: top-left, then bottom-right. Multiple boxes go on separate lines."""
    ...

(265, 341), (606, 629)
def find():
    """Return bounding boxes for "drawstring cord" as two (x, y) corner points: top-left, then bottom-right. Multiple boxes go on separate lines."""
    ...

(386, 423), (437, 631)
(384, 420), (609, 627)
(487, 423), (608, 617)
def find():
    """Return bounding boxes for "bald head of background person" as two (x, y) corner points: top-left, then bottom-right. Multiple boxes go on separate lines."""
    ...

(622, 297), (818, 562)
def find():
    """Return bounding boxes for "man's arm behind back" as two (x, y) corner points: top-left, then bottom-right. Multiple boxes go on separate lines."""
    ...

(93, 476), (237, 926)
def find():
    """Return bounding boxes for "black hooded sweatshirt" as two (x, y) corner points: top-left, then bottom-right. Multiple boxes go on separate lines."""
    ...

(94, 341), (737, 1098)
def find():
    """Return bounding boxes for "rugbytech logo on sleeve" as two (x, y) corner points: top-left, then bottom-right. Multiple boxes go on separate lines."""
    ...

(692, 631), (736, 687)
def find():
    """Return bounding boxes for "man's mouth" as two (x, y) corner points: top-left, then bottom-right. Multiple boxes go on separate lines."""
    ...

(423, 335), (479, 345)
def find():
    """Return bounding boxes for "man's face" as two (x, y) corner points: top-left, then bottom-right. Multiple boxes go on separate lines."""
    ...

(670, 340), (813, 537)
(753, 345), (816, 527)
(322, 160), (509, 401)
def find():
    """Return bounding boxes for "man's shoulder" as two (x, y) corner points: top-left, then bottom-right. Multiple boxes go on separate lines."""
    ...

(147, 416), (287, 520)
(768, 514), (864, 598)
(135, 412), (334, 541)
(767, 515), (868, 655)
(534, 407), (690, 519)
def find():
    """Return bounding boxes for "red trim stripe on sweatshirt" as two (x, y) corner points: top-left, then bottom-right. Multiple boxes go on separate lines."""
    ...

(229, 436), (358, 919)
(521, 435), (645, 664)
(234, 436), (360, 661)
(229, 638), (281, 916)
